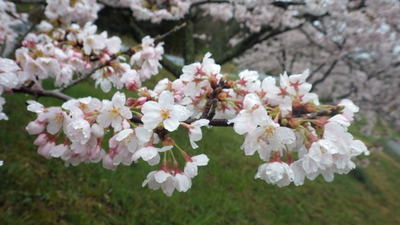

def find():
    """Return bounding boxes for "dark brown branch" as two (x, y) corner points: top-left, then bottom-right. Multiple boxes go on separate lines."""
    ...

(191, 0), (305, 9)
(190, 0), (231, 8)
(215, 23), (304, 65)
(13, 87), (73, 101)
(130, 115), (233, 127)
(311, 59), (338, 91)
(272, 0), (305, 9)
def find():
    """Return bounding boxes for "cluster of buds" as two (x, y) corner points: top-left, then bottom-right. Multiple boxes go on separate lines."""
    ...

(25, 53), (369, 196)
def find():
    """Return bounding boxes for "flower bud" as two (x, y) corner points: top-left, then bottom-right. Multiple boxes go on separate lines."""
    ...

(126, 97), (136, 107)
(303, 102), (317, 113)
(162, 137), (176, 146)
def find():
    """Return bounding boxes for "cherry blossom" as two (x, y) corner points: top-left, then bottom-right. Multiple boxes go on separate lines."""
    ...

(141, 91), (191, 132)
(184, 154), (209, 178)
(97, 92), (132, 131)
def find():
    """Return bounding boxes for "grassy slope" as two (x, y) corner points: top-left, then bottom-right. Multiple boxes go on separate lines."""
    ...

(1, 80), (400, 225)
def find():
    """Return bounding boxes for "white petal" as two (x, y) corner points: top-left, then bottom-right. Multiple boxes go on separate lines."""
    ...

(163, 118), (180, 132)
(112, 92), (126, 108)
(154, 170), (170, 183)
(171, 105), (191, 121)
(135, 126), (151, 143)
(115, 129), (133, 141)
(142, 101), (161, 114)
(192, 154), (209, 166)
(158, 91), (174, 108)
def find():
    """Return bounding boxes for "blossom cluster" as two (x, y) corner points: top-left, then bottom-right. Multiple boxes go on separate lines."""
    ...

(26, 90), (210, 196)
(102, 0), (342, 31)
(25, 53), (369, 195)
(0, 0), (27, 56)
(106, 0), (190, 23)
(0, 18), (164, 119)
(45, 0), (102, 25)
(0, 58), (20, 120)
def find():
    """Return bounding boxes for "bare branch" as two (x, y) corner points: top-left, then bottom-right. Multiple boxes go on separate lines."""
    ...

(13, 87), (73, 101)
(311, 59), (338, 91)
(154, 23), (187, 43)
(190, 0), (231, 9)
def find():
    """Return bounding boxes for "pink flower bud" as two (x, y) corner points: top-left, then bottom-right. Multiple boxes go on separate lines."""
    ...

(38, 142), (55, 159)
(34, 133), (49, 146)
(137, 97), (147, 105)
(26, 120), (46, 135)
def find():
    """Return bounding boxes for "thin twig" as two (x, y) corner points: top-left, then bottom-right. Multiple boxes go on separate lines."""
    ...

(154, 23), (187, 43)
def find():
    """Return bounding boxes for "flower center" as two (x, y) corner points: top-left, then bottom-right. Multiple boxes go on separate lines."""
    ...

(79, 103), (89, 112)
(160, 108), (170, 119)
(109, 107), (120, 118)
(263, 126), (275, 139)
(55, 113), (64, 124)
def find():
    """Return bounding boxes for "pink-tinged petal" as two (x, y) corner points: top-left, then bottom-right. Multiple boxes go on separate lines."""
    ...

(158, 91), (174, 108)
(142, 101), (161, 114)
(163, 118), (180, 132)
(26, 121), (45, 135)
(154, 170), (170, 183)
(192, 154), (209, 166)
(112, 92), (126, 108)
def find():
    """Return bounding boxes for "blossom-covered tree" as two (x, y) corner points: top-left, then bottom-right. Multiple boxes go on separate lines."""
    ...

(0, 0), (375, 196)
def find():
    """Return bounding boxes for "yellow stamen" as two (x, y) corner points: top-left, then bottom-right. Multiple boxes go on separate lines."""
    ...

(160, 108), (170, 119)
(263, 126), (275, 139)
(109, 107), (119, 118)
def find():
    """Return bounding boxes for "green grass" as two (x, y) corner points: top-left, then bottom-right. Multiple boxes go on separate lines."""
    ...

(1, 80), (400, 224)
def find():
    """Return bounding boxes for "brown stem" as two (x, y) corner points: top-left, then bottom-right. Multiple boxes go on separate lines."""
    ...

(13, 87), (73, 101)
